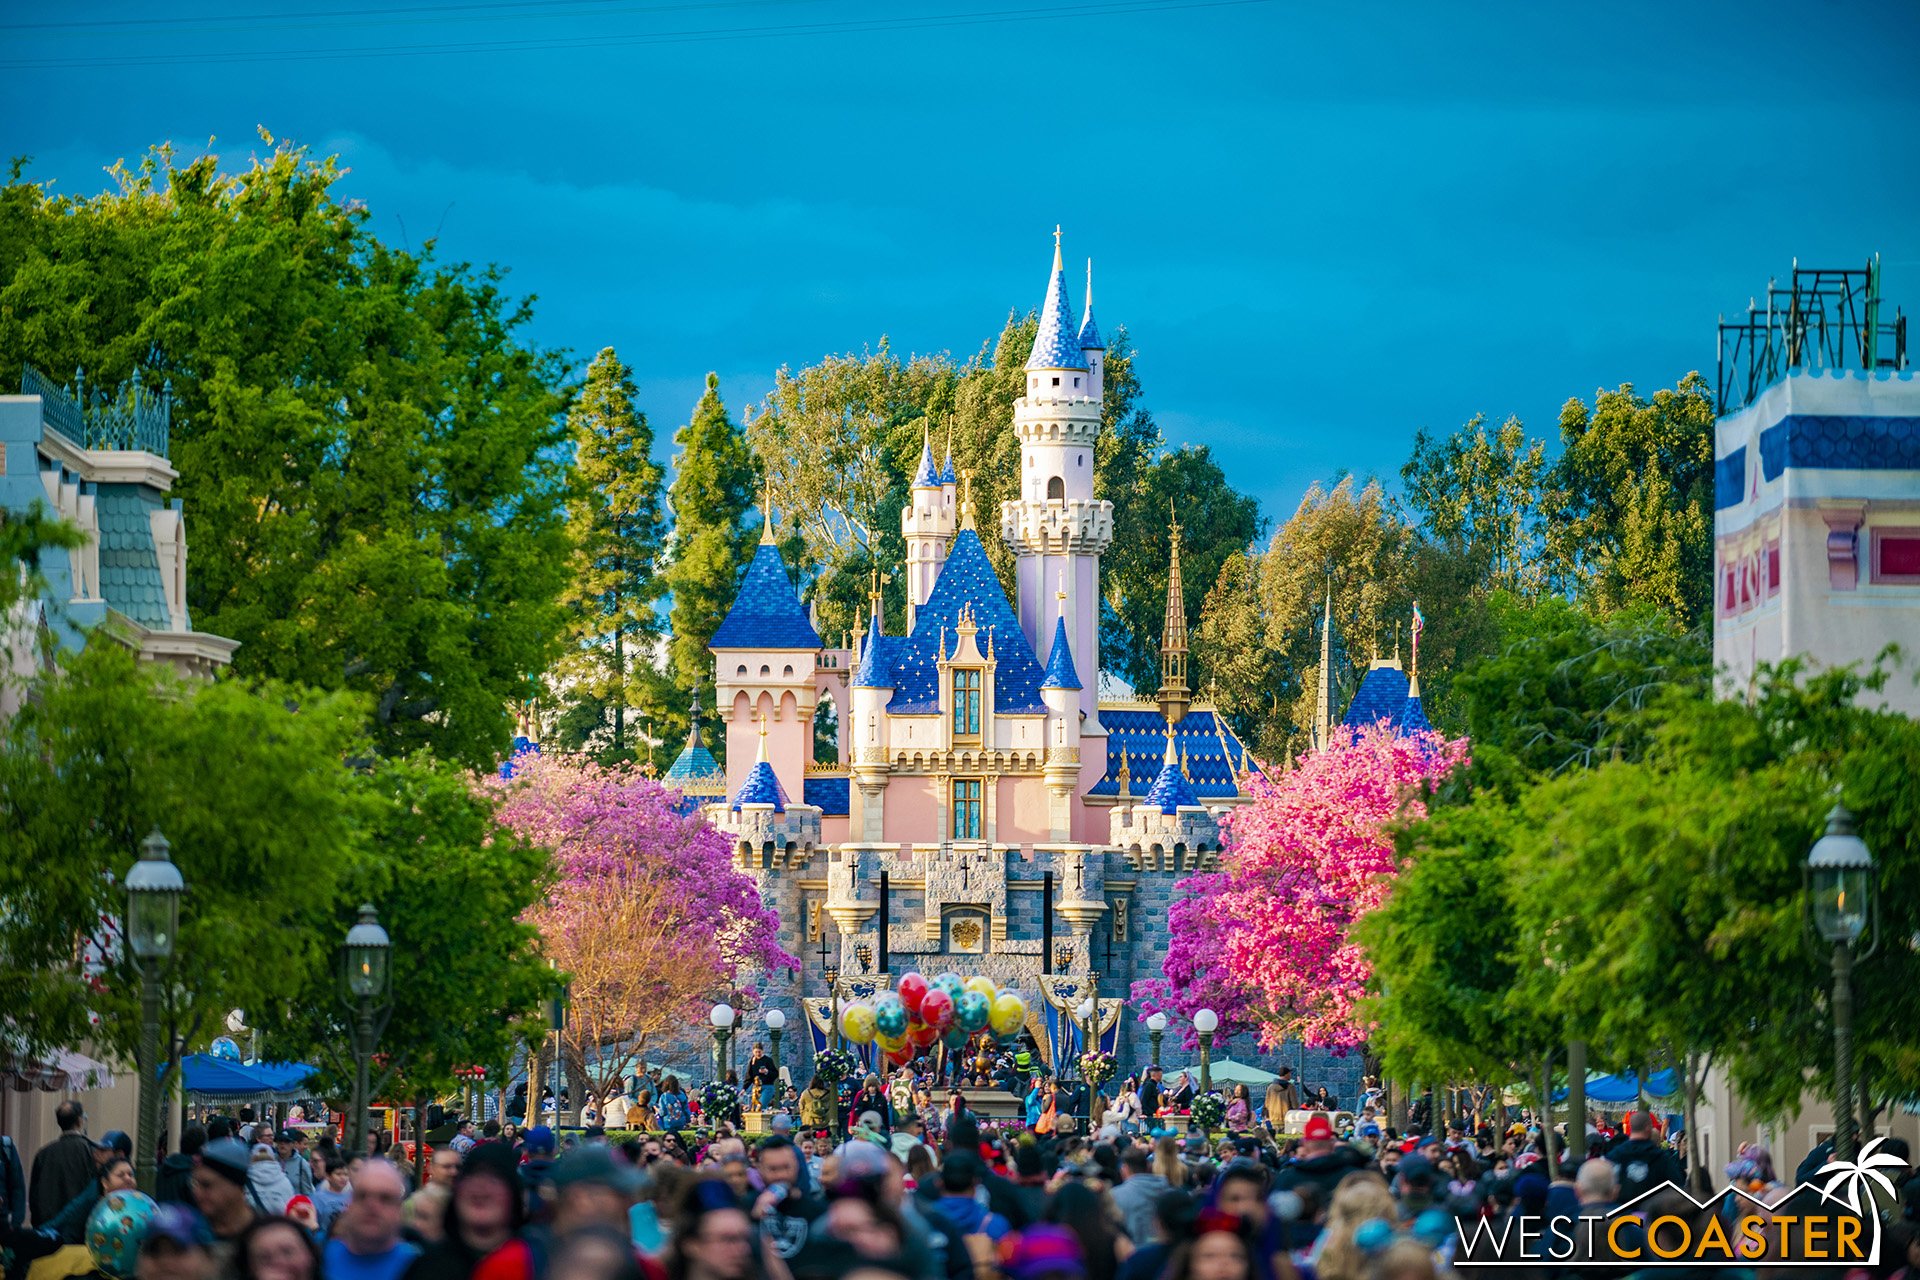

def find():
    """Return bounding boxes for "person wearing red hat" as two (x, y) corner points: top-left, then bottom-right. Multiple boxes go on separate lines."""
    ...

(1271, 1113), (1366, 1204)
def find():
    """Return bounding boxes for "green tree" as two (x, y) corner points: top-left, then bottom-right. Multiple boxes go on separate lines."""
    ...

(1401, 413), (1554, 599)
(1550, 375), (1715, 623)
(662, 372), (757, 745)
(1190, 549), (1287, 755)
(554, 348), (666, 760)
(1103, 444), (1262, 700)
(260, 755), (558, 1148)
(0, 140), (573, 767)
(0, 643), (365, 1059)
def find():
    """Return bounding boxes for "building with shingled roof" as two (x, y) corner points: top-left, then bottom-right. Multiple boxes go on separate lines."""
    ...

(2, 366), (237, 716)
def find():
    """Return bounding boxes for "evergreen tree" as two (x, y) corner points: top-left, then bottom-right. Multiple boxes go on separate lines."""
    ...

(555, 348), (665, 760)
(662, 373), (757, 746)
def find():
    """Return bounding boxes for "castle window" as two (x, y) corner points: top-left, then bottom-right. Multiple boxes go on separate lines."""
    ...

(953, 668), (982, 738)
(761, 664), (771, 677)
(1873, 529), (1920, 584)
(951, 779), (982, 840)
(1046, 476), (1065, 500)
(737, 664), (748, 676)
(1074, 377), (1081, 388)
(783, 664), (794, 677)
(1051, 376), (1060, 387)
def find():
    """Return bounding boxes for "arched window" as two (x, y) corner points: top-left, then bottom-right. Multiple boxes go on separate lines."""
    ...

(760, 664), (771, 677)
(1046, 476), (1065, 500)
(783, 664), (794, 677)
(736, 664), (748, 676)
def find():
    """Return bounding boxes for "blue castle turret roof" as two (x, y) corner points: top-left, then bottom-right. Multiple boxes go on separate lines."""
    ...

(710, 542), (822, 650)
(1077, 259), (1105, 352)
(1092, 708), (1253, 801)
(1040, 616), (1081, 690)
(1143, 745), (1202, 814)
(1026, 238), (1089, 373)
(939, 449), (957, 486)
(730, 758), (787, 811)
(853, 613), (894, 688)
(913, 431), (942, 488)
(1341, 663), (1433, 737)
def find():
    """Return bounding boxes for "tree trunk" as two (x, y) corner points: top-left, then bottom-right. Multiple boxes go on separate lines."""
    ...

(1567, 1040), (1588, 1162)
(413, 1092), (428, 1185)
(613, 629), (625, 754)
(1683, 1050), (1708, 1196)
(1537, 1053), (1559, 1176)
(525, 1041), (544, 1129)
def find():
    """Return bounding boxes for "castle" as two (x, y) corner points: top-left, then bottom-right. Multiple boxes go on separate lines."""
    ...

(665, 234), (1430, 1082)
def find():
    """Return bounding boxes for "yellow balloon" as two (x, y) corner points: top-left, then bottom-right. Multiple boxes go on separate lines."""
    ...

(841, 1003), (878, 1045)
(963, 976), (999, 1000)
(988, 991), (1027, 1037)
(875, 1030), (909, 1054)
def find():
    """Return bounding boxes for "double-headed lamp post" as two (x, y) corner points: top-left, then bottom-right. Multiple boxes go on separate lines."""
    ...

(126, 829), (184, 1193)
(1194, 1008), (1219, 1096)
(710, 1004), (736, 1088)
(342, 905), (392, 1156)
(1807, 802), (1875, 1162)
(1146, 1012), (1169, 1070)
(764, 1008), (786, 1087)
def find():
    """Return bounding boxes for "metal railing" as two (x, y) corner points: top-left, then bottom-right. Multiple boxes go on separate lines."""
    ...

(21, 364), (173, 457)
(1717, 260), (1908, 416)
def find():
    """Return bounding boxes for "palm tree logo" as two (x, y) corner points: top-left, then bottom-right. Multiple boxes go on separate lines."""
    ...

(1816, 1136), (1906, 1214)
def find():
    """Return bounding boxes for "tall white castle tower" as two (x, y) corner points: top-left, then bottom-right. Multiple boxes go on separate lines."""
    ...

(1001, 230), (1113, 726)
(901, 428), (957, 631)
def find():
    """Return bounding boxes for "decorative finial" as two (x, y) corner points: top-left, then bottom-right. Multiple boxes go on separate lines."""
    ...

(1117, 752), (1131, 798)
(756, 707), (769, 763)
(1052, 224), (1063, 269)
(960, 469), (975, 530)
(1085, 257), (1094, 309)
(938, 626), (948, 662)
(1057, 569), (1068, 604)
(986, 625), (994, 659)
(759, 471), (775, 545)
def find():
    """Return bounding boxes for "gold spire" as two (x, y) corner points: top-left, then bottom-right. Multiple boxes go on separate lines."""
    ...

(1155, 502), (1191, 726)
(1116, 752), (1131, 798)
(759, 471), (775, 544)
(1312, 576), (1333, 753)
(960, 469), (976, 530)
(756, 708), (769, 762)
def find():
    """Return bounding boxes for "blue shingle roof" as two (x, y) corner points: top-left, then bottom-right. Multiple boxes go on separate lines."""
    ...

(711, 542), (822, 650)
(853, 614), (894, 688)
(884, 529), (1048, 716)
(96, 486), (172, 630)
(913, 434), (941, 488)
(1091, 708), (1250, 800)
(1040, 616), (1081, 691)
(730, 759), (787, 811)
(1077, 303), (1104, 352)
(664, 740), (724, 786)
(1342, 665), (1410, 729)
(498, 736), (540, 779)
(803, 776), (850, 816)
(940, 451), (957, 485)
(1143, 751), (1202, 814)
(1025, 249), (1089, 373)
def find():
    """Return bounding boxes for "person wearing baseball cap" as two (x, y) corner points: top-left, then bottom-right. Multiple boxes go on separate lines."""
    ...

(1272, 1112), (1366, 1203)
(191, 1138), (262, 1272)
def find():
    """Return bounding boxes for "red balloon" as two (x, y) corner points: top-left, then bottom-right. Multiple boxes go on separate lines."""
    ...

(919, 987), (955, 1031)
(886, 1045), (914, 1067)
(896, 972), (929, 1015)
(908, 1022), (940, 1047)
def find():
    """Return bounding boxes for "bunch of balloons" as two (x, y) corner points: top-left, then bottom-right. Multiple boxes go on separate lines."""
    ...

(838, 971), (1028, 1067)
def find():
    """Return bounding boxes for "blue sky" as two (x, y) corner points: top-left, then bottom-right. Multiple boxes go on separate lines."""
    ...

(4, 0), (1917, 526)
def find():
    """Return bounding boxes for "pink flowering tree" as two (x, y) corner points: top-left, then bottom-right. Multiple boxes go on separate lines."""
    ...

(1134, 723), (1467, 1052)
(488, 754), (798, 1101)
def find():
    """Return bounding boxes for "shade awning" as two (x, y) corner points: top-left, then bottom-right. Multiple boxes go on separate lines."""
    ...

(1551, 1070), (1680, 1105)
(175, 1054), (315, 1101)
(1173, 1056), (1281, 1087)
(2, 1049), (119, 1093)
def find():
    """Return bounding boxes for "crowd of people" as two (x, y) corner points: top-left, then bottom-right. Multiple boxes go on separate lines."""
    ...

(7, 1080), (1920, 1280)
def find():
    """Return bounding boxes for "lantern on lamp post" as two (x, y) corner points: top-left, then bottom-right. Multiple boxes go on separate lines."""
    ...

(764, 1008), (786, 1084)
(1193, 1008), (1219, 1096)
(1146, 1012), (1169, 1070)
(1806, 802), (1876, 1162)
(341, 905), (392, 1156)
(126, 830), (183, 1193)
(710, 1004), (736, 1088)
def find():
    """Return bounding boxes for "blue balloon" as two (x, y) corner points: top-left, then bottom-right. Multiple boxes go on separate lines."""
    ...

(210, 1036), (241, 1062)
(88, 1191), (158, 1279)
(954, 990), (990, 1034)
(931, 972), (965, 1001)
(873, 994), (909, 1038)
(942, 1026), (969, 1050)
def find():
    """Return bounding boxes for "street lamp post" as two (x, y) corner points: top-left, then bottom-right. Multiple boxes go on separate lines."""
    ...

(1194, 1008), (1219, 1096)
(765, 1008), (786, 1095)
(126, 829), (183, 1193)
(1146, 1012), (1168, 1070)
(342, 905), (392, 1157)
(710, 1004), (736, 1090)
(547, 974), (569, 1126)
(1076, 997), (1097, 1126)
(1808, 802), (1876, 1162)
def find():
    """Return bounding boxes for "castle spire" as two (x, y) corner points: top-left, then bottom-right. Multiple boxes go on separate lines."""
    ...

(1077, 257), (1105, 351)
(1026, 227), (1089, 372)
(1312, 576), (1334, 753)
(960, 469), (976, 530)
(1155, 502), (1191, 726)
(687, 687), (705, 750)
(759, 472), (776, 544)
